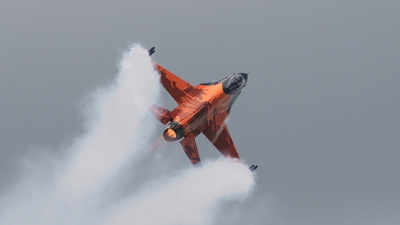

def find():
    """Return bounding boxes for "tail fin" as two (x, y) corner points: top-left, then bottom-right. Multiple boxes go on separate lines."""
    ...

(150, 104), (172, 125)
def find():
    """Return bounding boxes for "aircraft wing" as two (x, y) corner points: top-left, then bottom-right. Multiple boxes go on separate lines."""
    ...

(154, 63), (194, 105)
(202, 111), (240, 160)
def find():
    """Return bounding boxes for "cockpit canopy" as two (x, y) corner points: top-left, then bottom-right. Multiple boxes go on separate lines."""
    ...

(225, 75), (245, 91)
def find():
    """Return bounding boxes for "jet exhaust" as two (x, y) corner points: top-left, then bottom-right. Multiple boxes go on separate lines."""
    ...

(163, 122), (185, 142)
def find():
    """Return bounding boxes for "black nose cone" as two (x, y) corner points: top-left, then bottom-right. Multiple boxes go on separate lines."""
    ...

(239, 73), (248, 81)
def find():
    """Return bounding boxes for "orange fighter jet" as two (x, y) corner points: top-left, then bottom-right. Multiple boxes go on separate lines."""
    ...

(149, 47), (257, 171)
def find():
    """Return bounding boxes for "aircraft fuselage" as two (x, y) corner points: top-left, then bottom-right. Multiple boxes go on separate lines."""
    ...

(149, 51), (250, 166)
(163, 74), (247, 142)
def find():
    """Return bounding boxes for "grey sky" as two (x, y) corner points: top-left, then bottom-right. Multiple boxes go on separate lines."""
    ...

(2, 1), (400, 224)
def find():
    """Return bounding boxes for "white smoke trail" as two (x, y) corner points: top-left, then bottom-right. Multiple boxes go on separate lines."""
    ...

(0, 44), (256, 225)
(57, 44), (160, 199)
(102, 159), (255, 225)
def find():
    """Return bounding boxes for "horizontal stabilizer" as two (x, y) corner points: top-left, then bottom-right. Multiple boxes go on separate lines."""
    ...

(150, 104), (171, 125)
(180, 133), (201, 165)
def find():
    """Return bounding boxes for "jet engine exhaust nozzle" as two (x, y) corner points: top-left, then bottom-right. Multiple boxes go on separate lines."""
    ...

(163, 129), (177, 142)
(162, 122), (185, 142)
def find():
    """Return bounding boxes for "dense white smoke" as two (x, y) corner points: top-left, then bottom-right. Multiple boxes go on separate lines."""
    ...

(102, 160), (254, 225)
(0, 45), (256, 225)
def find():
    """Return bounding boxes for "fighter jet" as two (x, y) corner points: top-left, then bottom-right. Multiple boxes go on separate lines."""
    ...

(149, 47), (257, 171)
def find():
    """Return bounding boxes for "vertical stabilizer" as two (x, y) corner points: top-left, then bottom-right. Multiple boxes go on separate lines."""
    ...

(150, 104), (172, 125)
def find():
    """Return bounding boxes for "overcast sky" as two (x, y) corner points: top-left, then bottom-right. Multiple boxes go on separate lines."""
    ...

(1, 1), (400, 224)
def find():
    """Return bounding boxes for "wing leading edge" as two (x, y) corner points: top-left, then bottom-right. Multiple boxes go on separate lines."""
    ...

(154, 63), (194, 105)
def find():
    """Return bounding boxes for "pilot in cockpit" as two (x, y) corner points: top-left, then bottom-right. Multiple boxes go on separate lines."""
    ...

(226, 75), (245, 91)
